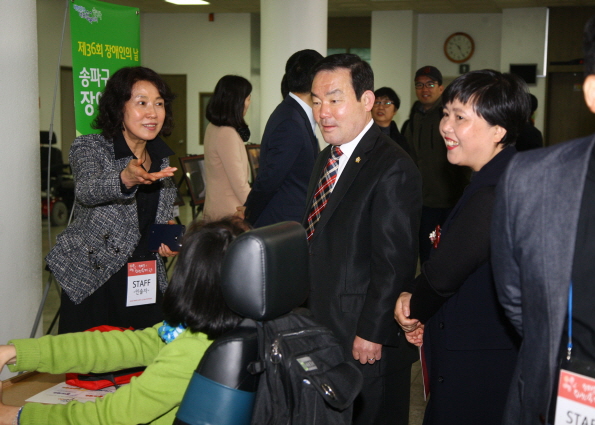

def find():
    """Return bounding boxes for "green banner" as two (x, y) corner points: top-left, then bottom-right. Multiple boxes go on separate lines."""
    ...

(70, 0), (140, 136)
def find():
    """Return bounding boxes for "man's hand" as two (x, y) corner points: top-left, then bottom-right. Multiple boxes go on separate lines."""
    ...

(394, 292), (421, 333)
(121, 158), (176, 189)
(352, 336), (382, 365)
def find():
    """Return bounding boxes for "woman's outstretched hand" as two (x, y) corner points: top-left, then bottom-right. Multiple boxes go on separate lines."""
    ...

(121, 158), (176, 189)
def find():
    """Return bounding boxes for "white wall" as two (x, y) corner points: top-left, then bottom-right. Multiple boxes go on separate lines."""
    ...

(501, 7), (549, 133)
(412, 10), (547, 134)
(36, 3), (252, 155)
(141, 13), (252, 154)
(0, 0), (42, 380)
(371, 10), (417, 129)
(37, 0), (73, 149)
(416, 13), (503, 78)
(37, 4), (549, 148)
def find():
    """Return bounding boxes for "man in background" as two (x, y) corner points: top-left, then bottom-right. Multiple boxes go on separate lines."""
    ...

(304, 53), (421, 425)
(492, 15), (595, 425)
(404, 66), (469, 264)
(244, 49), (323, 227)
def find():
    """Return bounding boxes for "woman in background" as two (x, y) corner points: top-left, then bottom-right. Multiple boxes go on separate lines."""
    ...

(46, 67), (179, 333)
(371, 86), (409, 153)
(203, 75), (252, 221)
(0, 218), (249, 425)
(394, 70), (529, 425)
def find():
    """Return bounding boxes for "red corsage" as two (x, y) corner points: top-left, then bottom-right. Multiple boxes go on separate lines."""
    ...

(429, 225), (441, 249)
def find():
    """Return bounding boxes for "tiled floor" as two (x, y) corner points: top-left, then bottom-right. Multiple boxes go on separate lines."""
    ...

(39, 198), (427, 423)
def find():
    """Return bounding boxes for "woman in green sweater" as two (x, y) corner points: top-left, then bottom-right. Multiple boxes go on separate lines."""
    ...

(0, 217), (249, 425)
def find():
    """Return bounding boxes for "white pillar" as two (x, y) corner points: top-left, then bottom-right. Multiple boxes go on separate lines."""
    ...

(0, 0), (42, 379)
(371, 10), (417, 129)
(260, 0), (327, 135)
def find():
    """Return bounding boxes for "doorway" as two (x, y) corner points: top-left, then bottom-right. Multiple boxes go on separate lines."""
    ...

(160, 74), (188, 189)
(546, 72), (595, 146)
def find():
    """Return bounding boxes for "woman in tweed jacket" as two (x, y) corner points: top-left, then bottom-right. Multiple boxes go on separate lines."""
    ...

(46, 67), (178, 333)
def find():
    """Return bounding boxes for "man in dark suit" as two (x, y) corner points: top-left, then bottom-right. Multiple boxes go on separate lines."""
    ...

(492, 15), (595, 425)
(244, 49), (323, 227)
(304, 53), (422, 425)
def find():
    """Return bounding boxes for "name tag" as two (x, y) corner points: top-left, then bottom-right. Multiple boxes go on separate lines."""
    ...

(126, 260), (157, 307)
(555, 369), (595, 424)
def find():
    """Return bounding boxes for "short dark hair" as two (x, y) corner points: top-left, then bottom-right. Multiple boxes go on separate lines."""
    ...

(92, 67), (175, 141)
(162, 217), (251, 340)
(206, 75), (252, 129)
(285, 49), (324, 94)
(584, 15), (595, 76)
(374, 87), (401, 110)
(442, 69), (530, 147)
(281, 74), (289, 99)
(528, 93), (538, 114)
(311, 53), (374, 100)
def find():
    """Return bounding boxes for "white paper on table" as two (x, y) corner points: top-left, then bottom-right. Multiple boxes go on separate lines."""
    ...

(26, 382), (119, 404)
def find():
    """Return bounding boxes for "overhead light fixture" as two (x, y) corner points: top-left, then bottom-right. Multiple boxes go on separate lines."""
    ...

(165, 0), (210, 5)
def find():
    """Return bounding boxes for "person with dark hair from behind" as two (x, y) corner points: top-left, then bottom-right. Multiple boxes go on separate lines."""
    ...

(280, 73), (289, 99)
(492, 15), (595, 425)
(243, 49), (323, 227)
(305, 53), (421, 425)
(372, 87), (410, 153)
(515, 93), (544, 151)
(395, 69), (528, 425)
(203, 75), (253, 221)
(46, 66), (179, 334)
(0, 217), (249, 425)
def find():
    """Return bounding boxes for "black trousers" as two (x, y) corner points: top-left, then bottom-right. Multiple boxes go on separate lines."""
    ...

(352, 365), (413, 425)
(58, 263), (164, 334)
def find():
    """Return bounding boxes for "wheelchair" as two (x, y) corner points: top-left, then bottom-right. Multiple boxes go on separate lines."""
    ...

(40, 131), (75, 226)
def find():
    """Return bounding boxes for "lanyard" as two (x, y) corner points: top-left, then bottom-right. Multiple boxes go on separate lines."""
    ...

(567, 281), (573, 361)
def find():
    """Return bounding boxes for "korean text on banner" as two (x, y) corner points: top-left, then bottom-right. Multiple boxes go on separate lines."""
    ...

(70, 0), (140, 136)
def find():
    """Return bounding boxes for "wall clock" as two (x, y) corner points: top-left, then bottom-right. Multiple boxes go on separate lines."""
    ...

(444, 32), (475, 64)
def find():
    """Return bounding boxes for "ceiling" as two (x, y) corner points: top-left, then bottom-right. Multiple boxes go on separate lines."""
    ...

(101, 0), (595, 16)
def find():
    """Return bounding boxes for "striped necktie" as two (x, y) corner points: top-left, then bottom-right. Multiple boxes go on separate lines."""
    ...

(306, 146), (343, 241)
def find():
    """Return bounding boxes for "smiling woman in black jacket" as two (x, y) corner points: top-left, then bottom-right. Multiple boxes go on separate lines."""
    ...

(394, 69), (530, 425)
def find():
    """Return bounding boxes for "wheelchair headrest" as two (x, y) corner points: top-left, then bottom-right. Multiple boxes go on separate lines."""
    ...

(221, 222), (309, 321)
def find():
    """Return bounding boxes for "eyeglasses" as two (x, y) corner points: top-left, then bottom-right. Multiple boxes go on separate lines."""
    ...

(415, 82), (438, 89)
(373, 101), (394, 106)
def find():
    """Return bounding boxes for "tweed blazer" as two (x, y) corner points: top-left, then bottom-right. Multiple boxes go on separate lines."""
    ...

(46, 134), (177, 304)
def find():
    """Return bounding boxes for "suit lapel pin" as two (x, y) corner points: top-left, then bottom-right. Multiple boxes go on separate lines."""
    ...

(355, 157), (361, 163)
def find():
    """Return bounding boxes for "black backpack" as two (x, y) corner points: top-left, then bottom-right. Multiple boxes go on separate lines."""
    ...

(249, 308), (363, 425)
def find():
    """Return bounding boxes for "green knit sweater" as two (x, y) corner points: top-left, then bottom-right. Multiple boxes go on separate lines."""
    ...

(8, 323), (211, 425)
